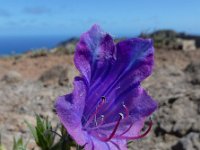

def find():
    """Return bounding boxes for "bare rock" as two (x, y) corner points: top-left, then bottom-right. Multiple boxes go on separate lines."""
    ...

(185, 62), (200, 85)
(157, 97), (199, 136)
(58, 69), (69, 86)
(1, 71), (22, 83)
(177, 38), (196, 51)
(172, 132), (200, 150)
(39, 65), (68, 86)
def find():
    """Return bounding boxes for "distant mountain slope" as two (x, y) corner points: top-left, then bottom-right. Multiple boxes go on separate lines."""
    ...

(140, 30), (200, 48)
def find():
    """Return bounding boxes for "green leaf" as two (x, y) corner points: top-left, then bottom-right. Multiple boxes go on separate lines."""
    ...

(26, 114), (79, 150)
(12, 137), (27, 150)
(26, 115), (57, 150)
(24, 120), (38, 143)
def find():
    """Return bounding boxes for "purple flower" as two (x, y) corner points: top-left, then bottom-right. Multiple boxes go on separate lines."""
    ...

(55, 25), (157, 150)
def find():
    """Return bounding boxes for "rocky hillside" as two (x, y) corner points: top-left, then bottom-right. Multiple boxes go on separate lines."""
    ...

(0, 46), (200, 149)
(140, 30), (200, 51)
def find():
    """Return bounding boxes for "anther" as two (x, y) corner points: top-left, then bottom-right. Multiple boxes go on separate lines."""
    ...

(122, 104), (129, 118)
(116, 124), (133, 137)
(101, 96), (106, 103)
(97, 115), (105, 126)
(119, 113), (124, 119)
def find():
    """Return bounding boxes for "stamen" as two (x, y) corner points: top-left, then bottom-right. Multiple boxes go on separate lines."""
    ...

(116, 123), (133, 137)
(122, 103), (129, 118)
(84, 97), (106, 127)
(93, 113), (123, 142)
(117, 119), (153, 140)
(98, 115), (104, 126)
(95, 114), (97, 126)
(86, 119), (120, 131)
(101, 96), (106, 103)
(119, 113), (124, 119)
(87, 107), (127, 131)
(95, 115), (105, 128)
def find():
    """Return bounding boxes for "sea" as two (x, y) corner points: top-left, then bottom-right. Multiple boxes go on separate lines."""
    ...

(0, 35), (69, 56)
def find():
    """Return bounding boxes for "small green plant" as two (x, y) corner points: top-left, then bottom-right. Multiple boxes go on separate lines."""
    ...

(0, 145), (6, 150)
(0, 134), (6, 150)
(25, 115), (56, 150)
(13, 137), (27, 150)
(54, 44), (75, 55)
(25, 115), (82, 150)
(28, 49), (48, 58)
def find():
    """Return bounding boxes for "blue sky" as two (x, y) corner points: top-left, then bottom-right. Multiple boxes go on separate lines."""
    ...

(0, 0), (199, 37)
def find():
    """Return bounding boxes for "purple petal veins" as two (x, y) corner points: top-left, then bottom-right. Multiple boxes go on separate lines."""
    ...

(55, 24), (158, 150)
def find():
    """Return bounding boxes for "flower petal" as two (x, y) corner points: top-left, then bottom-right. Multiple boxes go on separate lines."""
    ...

(74, 24), (115, 83)
(108, 139), (127, 150)
(56, 25), (157, 149)
(84, 137), (127, 150)
(84, 38), (155, 122)
(101, 86), (157, 124)
(117, 118), (145, 137)
(54, 77), (88, 145)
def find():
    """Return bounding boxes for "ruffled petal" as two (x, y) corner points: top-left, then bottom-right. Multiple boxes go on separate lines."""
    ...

(108, 139), (127, 150)
(55, 94), (87, 145)
(117, 118), (145, 137)
(54, 77), (88, 145)
(84, 136), (127, 150)
(128, 87), (158, 119)
(85, 137), (110, 150)
(74, 24), (115, 83)
(101, 86), (157, 124)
